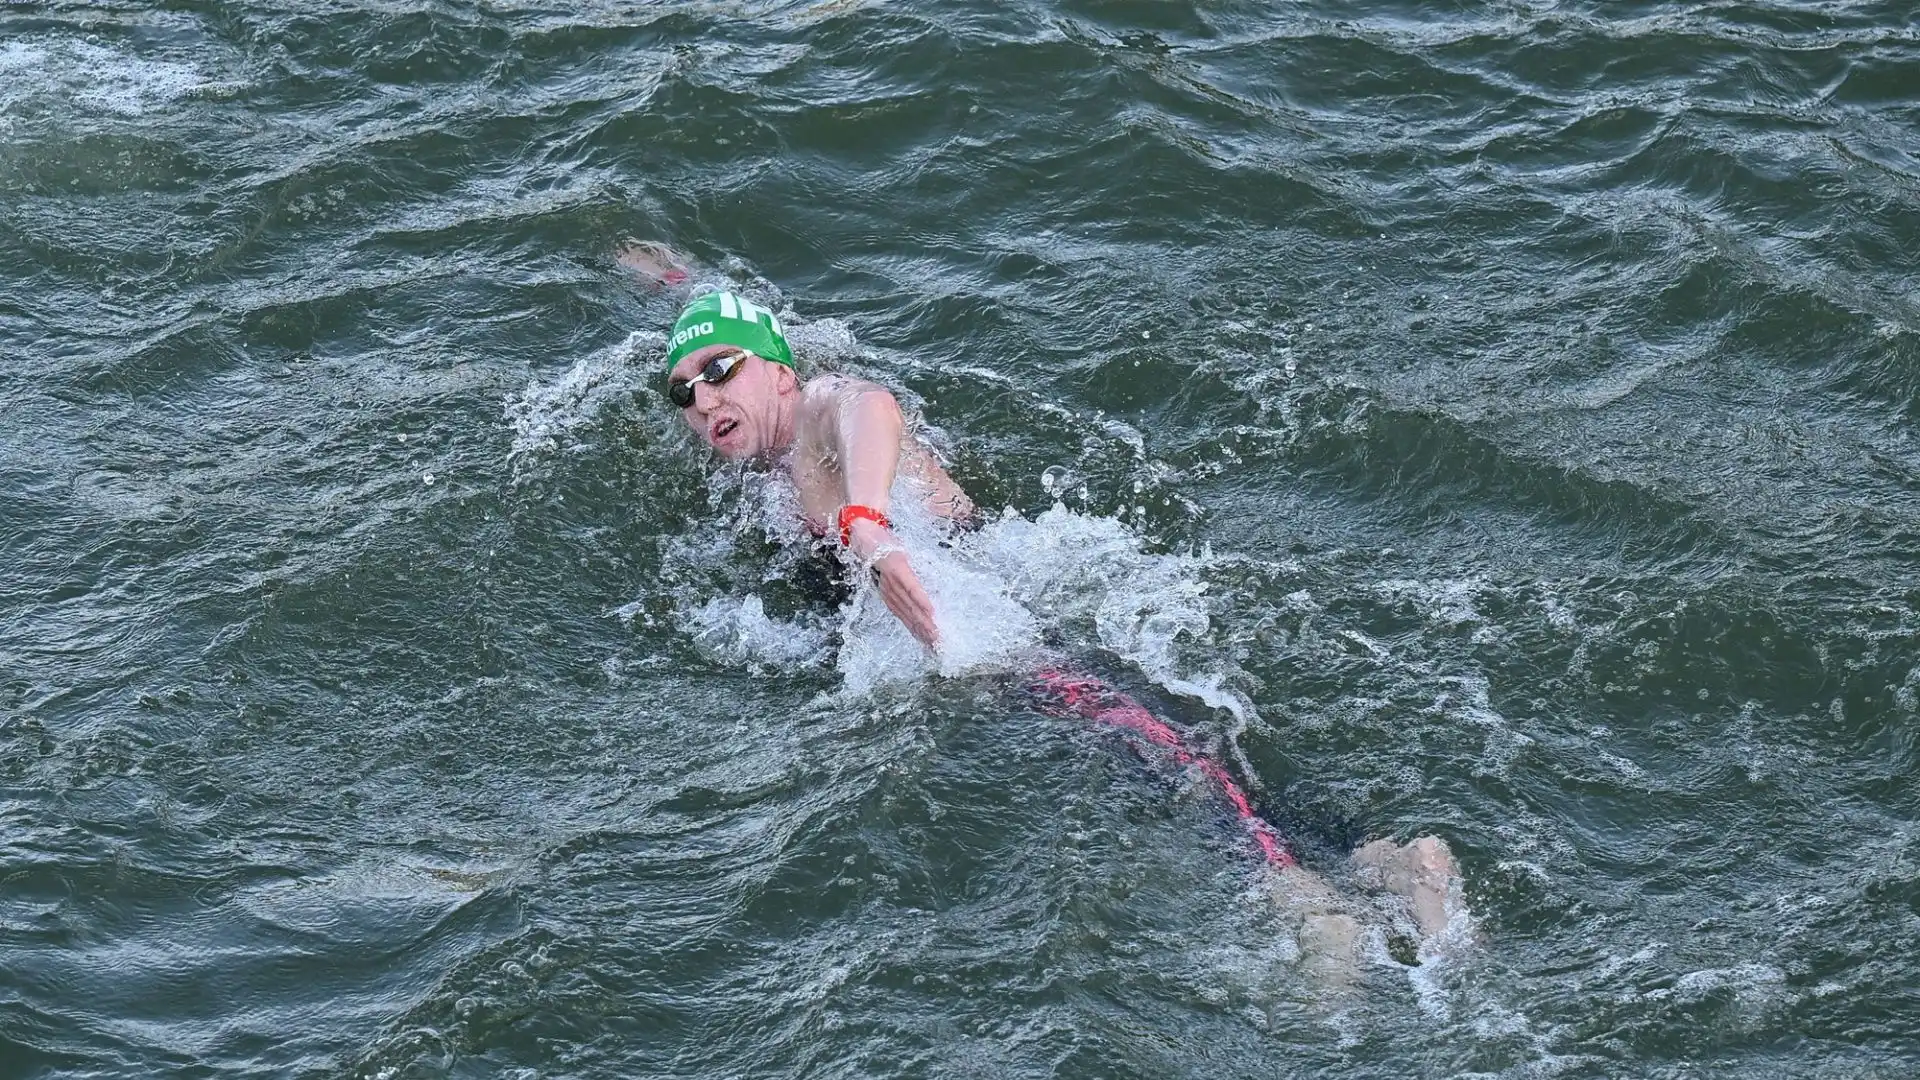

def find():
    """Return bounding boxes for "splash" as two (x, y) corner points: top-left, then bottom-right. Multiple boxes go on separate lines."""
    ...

(813, 483), (1264, 724)
(954, 504), (1273, 795)
(687, 595), (833, 669)
(827, 481), (1045, 694)
(504, 332), (652, 467)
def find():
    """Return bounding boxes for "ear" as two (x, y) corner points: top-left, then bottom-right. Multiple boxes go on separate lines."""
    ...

(772, 362), (799, 394)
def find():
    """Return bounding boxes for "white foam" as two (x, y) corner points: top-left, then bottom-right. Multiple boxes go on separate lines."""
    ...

(806, 496), (1273, 757)
(1424, 673), (1534, 778)
(968, 506), (1256, 713)
(656, 457), (1267, 730)
(503, 333), (651, 466)
(688, 595), (832, 669)
(1647, 962), (1787, 1004)
(1377, 575), (1500, 645)
(0, 38), (214, 119)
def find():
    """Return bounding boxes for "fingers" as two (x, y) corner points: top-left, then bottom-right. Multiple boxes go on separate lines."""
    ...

(842, 543), (941, 649)
(873, 553), (940, 649)
(880, 574), (938, 647)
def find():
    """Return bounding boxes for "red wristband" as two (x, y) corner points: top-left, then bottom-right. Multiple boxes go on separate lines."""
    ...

(838, 504), (892, 546)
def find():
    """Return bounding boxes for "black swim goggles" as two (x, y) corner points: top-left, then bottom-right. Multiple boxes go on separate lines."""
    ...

(665, 349), (750, 409)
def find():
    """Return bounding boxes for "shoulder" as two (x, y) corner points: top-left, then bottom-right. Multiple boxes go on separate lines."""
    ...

(798, 373), (898, 416)
(803, 372), (889, 398)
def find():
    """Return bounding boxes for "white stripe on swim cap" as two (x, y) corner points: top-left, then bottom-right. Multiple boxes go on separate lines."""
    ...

(734, 295), (778, 332)
(717, 290), (783, 334)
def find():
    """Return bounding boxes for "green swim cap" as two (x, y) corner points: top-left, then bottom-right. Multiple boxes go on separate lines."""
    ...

(665, 290), (793, 370)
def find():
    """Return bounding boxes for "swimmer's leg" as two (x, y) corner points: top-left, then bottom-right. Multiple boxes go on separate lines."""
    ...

(615, 239), (692, 289)
(1351, 834), (1462, 939)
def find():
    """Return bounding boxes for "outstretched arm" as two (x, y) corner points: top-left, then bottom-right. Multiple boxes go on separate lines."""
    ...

(825, 382), (941, 649)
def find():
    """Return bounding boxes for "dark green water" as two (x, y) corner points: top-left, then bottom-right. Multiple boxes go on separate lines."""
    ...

(4, 1), (1919, 1076)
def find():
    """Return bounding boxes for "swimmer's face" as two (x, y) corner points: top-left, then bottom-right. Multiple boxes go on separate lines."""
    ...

(668, 344), (793, 460)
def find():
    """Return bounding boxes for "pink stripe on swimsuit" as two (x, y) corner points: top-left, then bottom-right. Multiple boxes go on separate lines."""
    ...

(1028, 668), (1296, 868)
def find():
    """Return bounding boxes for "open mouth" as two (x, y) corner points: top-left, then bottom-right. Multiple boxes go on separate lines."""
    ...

(711, 418), (739, 441)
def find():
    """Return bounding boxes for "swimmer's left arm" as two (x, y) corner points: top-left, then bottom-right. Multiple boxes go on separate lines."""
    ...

(817, 377), (941, 648)
(829, 380), (907, 522)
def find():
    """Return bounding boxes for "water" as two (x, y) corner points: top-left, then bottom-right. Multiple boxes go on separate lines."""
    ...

(3, 1), (1917, 1076)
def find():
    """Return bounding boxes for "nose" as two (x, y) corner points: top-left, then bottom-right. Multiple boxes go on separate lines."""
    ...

(688, 378), (722, 413)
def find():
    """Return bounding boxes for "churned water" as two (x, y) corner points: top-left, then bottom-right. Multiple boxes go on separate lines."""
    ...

(4, 2), (1918, 1077)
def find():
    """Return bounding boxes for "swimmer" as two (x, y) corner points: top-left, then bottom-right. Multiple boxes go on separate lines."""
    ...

(654, 278), (972, 648)
(634, 246), (1464, 975)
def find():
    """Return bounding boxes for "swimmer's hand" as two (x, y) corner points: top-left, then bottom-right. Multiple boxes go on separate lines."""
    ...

(614, 240), (691, 289)
(847, 518), (940, 650)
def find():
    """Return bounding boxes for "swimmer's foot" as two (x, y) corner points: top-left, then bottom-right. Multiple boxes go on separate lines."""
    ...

(1298, 912), (1364, 991)
(1265, 865), (1365, 989)
(615, 239), (692, 289)
(1352, 835), (1462, 940)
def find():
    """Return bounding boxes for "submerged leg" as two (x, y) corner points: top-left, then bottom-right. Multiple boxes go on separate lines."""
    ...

(1026, 669), (1298, 868)
(1026, 671), (1439, 984)
(1351, 835), (1462, 939)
